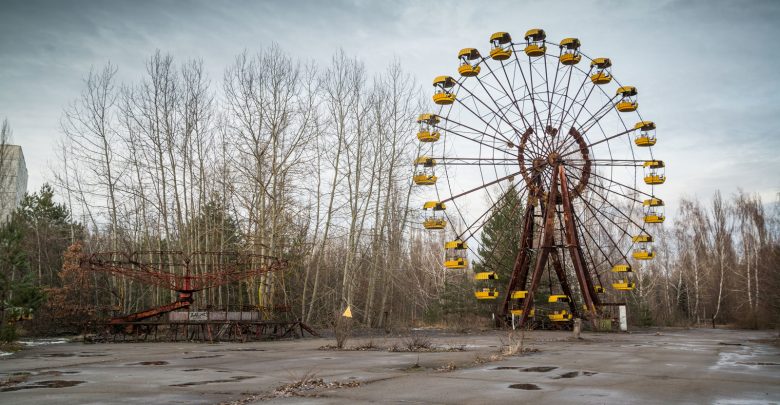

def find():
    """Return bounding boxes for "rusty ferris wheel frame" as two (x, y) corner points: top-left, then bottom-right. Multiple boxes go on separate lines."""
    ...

(414, 29), (665, 328)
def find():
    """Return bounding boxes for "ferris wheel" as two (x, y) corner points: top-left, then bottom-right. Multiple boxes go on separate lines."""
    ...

(413, 29), (665, 327)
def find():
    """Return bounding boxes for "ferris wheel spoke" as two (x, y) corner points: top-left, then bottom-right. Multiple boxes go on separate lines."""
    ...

(554, 206), (608, 287)
(572, 214), (609, 287)
(572, 189), (632, 264)
(573, 212), (621, 276)
(575, 174), (642, 204)
(440, 170), (522, 204)
(442, 116), (518, 151)
(568, 183), (636, 242)
(455, 178), (527, 243)
(441, 125), (519, 157)
(437, 157), (525, 166)
(455, 85), (521, 144)
(544, 53), (563, 129)
(559, 127), (635, 158)
(576, 96), (620, 135)
(586, 170), (653, 199)
(553, 66), (591, 143)
(564, 158), (645, 167)
(575, 173), (649, 232)
(512, 50), (555, 155)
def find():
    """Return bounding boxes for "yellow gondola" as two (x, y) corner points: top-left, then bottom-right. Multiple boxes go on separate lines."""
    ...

(643, 197), (664, 207)
(416, 113), (441, 142)
(489, 32), (513, 60)
(644, 160), (666, 185)
(474, 272), (497, 280)
(590, 57), (612, 84)
(444, 239), (468, 269)
(475, 287), (499, 300)
(633, 234), (653, 243)
(413, 156), (437, 185)
(612, 280), (636, 291)
(612, 264), (633, 273)
(644, 212), (666, 224)
(524, 28), (546, 57)
(432, 75), (456, 105)
(634, 121), (657, 147)
(616, 86), (638, 112)
(510, 290), (528, 299)
(458, 48), (482, 77)
(559, 37), (581, 65)
(422, 201), (446, 230)
(594, 285), (605, 293)
(548, 294), (570, 303)
(510, 308), (535, 317)
(549, 310), (573, 322)
(633, 249), (655, 260)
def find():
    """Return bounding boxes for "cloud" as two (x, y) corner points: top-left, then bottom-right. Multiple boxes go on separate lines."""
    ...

(0, 0), (778, 217)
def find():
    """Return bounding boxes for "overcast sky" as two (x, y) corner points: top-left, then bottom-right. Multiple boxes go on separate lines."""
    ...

(1, 0), (778, 216)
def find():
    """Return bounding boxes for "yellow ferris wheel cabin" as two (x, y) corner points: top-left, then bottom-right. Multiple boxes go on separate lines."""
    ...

(616, 86), (638, 112)
(432, 76), (456, 105)
(475, 287), (499, 299)
(612, 280), (636, 291)
(644, 160), (666, 185)
(634, 120), (657, 147)
(612, 264), (633, 273)
(523, 28), (546, 57)
(590, 57), (612, 84)
(458, 48), (482, 77)
(559, 37), (581, 65)
(445, 239), (468, 269)
(474, 272), (497, 280)
(510, 290), (528, 299)
(489, 31), (513, 60)
(633, 249), (655, 260)
(633, 234), (653, 243)
(549, 310), (573, 322)
(416, 113), (441, 142)
(422, 200), (446, 230)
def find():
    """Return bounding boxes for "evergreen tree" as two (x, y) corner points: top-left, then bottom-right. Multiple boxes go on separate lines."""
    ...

(472, 184), (525, 315)
(474, 184), (525, 281)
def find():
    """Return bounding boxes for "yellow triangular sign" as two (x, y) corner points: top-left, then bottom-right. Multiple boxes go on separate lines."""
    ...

(342, 306), (353, 318)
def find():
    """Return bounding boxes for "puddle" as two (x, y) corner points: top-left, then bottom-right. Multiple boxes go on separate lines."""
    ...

(170, 375), (254, 387)
(552, 371), (579, 379)
(184, 354), (223, 359)
(37, 370), (79, 376)
(521, 366), (558, 372)
(1, 380), (84, 392)
(130, 361), (169, 366)
(77, 352), (107, 357)
(183, 368), (202, 372)
(718, 342), (744, 346)
(493, 366), (521, 370)
(39, 352), (106, 358)
(583, 371), (598, 376)
(736, 361), (779, 366)
(509, 383), (541, 390)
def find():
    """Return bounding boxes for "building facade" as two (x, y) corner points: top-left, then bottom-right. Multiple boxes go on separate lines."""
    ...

(0, 145), (28, 222)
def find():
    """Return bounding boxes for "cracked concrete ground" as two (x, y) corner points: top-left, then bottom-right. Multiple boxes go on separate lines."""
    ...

(1, 328), (778, 404)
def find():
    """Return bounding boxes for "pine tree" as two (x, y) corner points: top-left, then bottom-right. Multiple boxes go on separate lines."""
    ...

(473, 184), (525, 298)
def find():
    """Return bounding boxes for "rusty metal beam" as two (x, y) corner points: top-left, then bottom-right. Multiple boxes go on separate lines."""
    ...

(517, 166), (560, 328)
(558, 166), (599, 314)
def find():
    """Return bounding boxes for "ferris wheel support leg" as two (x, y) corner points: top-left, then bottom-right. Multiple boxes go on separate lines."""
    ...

(499, 200), (536, 324)
(558, 166), (600, 316)
(550, 250), (579, 317)
(517, 169), (560, 329)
